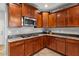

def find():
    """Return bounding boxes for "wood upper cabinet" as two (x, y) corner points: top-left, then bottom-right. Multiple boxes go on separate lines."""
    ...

(48, 13), (56, 28)
(36, 13), (43, 28)
(67, 5), (79, 27)
(66, 39), (79, 56)
(8, 40), (24, 56)
(56, 10), (67, 27)
(22, 4), (30, 17)
(30, 6), (37, 18)
(8, 3), (22, 27)
(56, 37), (66, 54)
(22, 4), (37, 18)
(42, 12), (49, 28)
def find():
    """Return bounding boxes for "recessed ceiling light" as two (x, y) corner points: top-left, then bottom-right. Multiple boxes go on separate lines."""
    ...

(45, 4), (48, 8)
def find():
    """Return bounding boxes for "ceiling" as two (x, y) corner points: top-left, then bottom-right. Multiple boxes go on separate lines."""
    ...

(29, 3), (77, 12)
(0, 3), (77, 12)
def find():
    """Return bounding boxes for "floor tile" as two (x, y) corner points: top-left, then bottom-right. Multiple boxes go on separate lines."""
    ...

(34, 48), (62, 56)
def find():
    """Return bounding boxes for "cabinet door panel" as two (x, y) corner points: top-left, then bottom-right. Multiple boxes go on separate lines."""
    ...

(8, 4), (22, 27)
(9, 41), (24, 56)
(42, 12), (49, 28)
(33, 38), (40, 53)
(25, 39), (33, 56)
(56, 38), (66, 54)
(47, 36), (57, 50)
(22, 4), (30, 17)
(56, 10), (67, 27)
(66, 39), (79, 56)
(48, 13), (56, 28)
(36, 13), (43, 28)
(67, 5), (79, 27)
(51, 37), (57, 50)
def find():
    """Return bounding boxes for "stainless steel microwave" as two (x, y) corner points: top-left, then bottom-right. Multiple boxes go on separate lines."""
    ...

(22, 16), (36, 27)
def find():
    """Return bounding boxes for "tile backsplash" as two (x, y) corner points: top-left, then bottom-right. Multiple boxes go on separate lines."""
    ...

(51, 27), (79, 35)
(8, 27), (43, 35)
(8, 27), (79, 35)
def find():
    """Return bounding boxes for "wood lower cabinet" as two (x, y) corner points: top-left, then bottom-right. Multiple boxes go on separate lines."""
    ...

(8, 40), (24, 56)
(9, 35), (79, 56)
(47, 36), (57, 51)
(50, 37), (57, 50)
(38, 36), (44, 49)
(66, 39), (79, 56)
(24, 39), (34, 56)
(42, 36), (48, 47)
(22, 36), (44, 56)
(56, 38), (66, 54)
(46, 36), (51, 48)
(33, 38), (40, 53)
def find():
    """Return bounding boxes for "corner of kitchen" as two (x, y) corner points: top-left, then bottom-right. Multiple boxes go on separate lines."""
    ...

(0, 3), (79, 56)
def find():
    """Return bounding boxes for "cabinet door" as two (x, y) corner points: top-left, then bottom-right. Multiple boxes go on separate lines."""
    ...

(8, 4), (22, 27)
(47, 36), (57, 50)
(40, 36), (44, 49)
(48, 13), (56, 28)
(56, 10), (67, 27)
(43, 36), (48, 47)
(9, 40), (24, 56)
(56, 38), (66, 54)
(30, 7), (36, 18)
(66, 39), (79, 56)
(51, 37), (57, 50)
(36, 13), (43, 28)
(34, 10), (38, 19)
(24, 39), (33, 56)
(42, 12), (49, 28)
(22, 4), (30, 17)
(67, 5), (79, 27)
(46, 36), (51, 48)
(33, 38), (40, 53)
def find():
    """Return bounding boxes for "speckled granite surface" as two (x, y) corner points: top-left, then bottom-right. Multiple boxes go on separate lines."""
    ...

(8, 34), (79, 43)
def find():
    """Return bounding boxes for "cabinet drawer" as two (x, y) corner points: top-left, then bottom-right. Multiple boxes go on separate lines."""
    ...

(9, 40), (24, 47)
(55, 37), (65, 42)
(66, 39), (79, 44)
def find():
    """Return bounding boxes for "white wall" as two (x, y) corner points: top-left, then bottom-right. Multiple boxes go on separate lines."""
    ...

(0, 3), (8, 56)
(0, 11), (5, 44)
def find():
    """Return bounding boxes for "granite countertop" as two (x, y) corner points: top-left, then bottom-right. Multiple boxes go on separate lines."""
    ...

(8, 34), (79, 42)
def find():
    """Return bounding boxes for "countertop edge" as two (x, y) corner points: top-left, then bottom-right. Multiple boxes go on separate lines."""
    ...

(8, 34), (79, 42)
